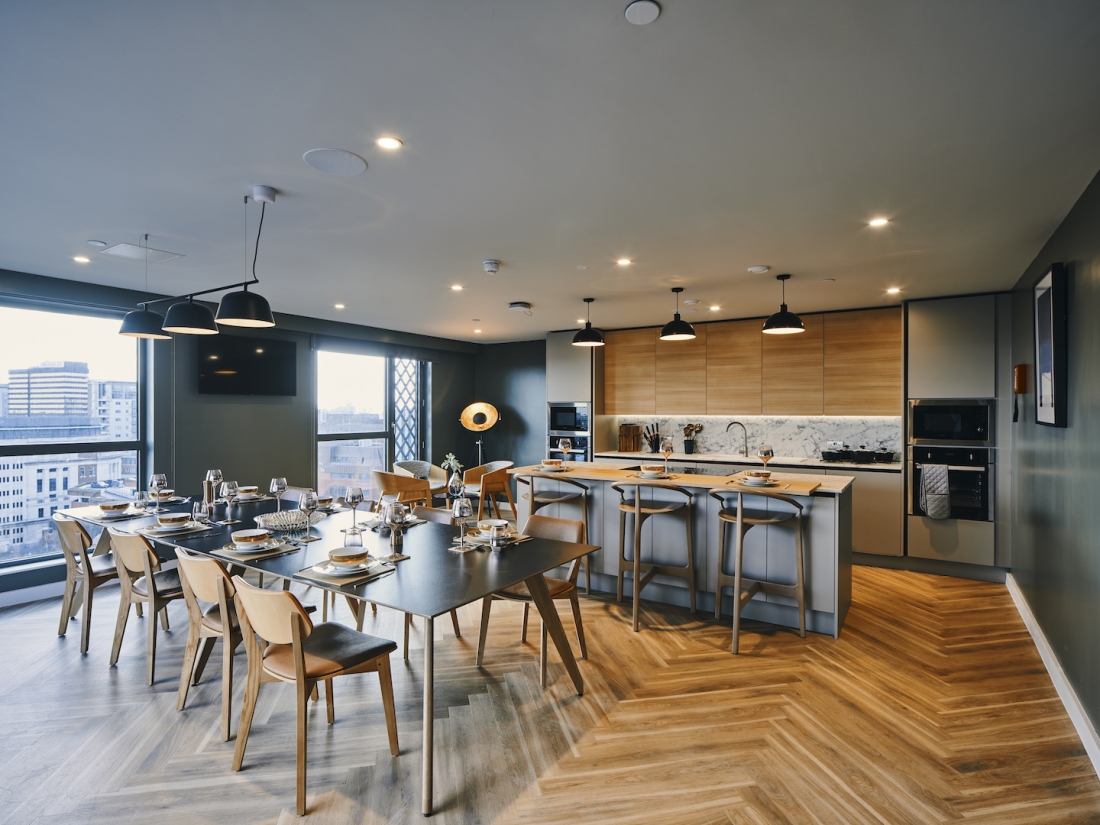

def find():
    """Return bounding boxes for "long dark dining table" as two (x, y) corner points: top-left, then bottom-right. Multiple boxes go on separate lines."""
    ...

(63, 496), (595, 816)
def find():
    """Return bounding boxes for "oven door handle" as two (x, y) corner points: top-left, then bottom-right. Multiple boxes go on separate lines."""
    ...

(913, 463), (987, 472)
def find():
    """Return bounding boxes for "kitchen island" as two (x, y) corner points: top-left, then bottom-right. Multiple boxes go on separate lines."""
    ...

(511, 462), (853, 638)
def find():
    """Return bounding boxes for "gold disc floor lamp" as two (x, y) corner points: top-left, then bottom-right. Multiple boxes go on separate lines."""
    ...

(460, 402), (499, 467)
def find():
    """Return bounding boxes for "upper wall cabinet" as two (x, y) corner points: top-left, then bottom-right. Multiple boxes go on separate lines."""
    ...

(762, 313), (824, 415)
(908, 296), (995, 399)
(706, 319), (762, 414)
(656, 325), (707, 414)
(823, 308), (902, 415)
(605, 328), (656, 414)
(546, 330), (594, 402)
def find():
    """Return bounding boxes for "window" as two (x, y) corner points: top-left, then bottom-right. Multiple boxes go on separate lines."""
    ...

(0, 305), (141, 565)
(315, 351), (426, 502)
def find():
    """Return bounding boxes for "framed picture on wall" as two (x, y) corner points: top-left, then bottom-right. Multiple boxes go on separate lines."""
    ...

(1033, 262), (1067, 427)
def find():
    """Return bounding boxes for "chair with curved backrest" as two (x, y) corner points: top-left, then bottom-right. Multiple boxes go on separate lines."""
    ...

(394, 460), (448, 498)
(462, 461), (517, 522)
(476, 514), (587, 687)
(54, 514), (119, 654)
(516, 473), (593, 593)
(709, 488), (806, 654)
(107, 527), (185, 685)
(231, 577), (399, 816)
(174, 548), (242, 741)
(372, 470), (431, 509)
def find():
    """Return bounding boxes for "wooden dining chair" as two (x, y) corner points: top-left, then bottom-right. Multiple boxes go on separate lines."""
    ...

(107, 527), (185, 685)
(372, 470), (431, 509)
(394, 460), (448, 498)
(463, 461), (517, 522)
(174, 548), (242, 741)
(54, 514), (119, 654)
(231, 577), (399, 816)
(476, 514), (587, 687)
(516, 473), (594, 593)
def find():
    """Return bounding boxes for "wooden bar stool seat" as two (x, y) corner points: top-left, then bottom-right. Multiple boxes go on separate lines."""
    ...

(518, 474), (594, 592)
(54, 514), (119, 654)
(612, 483), (696, 632)
(710, 489), (806, 654)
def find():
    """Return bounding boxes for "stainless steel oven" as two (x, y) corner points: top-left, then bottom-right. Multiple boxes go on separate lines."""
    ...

(547, 402), (591, 436)
(908, 445), (993, 522)
(909, 400), (993, 447)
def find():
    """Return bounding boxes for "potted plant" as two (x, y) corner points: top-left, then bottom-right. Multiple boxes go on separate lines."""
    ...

(442, 453), (464, 498)
(682, 423), (703, 454)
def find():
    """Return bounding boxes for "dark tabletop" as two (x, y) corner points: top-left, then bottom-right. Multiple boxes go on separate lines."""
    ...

(87, 496), (597, 619)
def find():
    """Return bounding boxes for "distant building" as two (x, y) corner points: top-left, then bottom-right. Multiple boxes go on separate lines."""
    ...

(91, 380), (137, 440)
(0, 384), (8, 416)
(0, 415), (102, 444)
(7, 361), (90, 416)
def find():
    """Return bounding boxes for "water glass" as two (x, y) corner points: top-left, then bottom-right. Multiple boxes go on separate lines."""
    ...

(132, 491), (149, 511)
(192, 501), (211, 524)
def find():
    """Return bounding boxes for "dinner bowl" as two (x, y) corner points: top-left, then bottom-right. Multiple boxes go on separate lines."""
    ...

(746, 470), (771, 479)
(237, 485), (259, 497)
(541, 458), (562, 467)
(477, 519), (509, 533)
(157, 513), (190, 527)
(231, 528), (270, 547)
(328, 548), (369, 568)
(317, 495), (334, 508)
(640, 464), (664, 475)
(98, 501), (129, 512)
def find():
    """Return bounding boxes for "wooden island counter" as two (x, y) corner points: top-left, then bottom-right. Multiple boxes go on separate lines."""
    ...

(511, 462), (853, 638)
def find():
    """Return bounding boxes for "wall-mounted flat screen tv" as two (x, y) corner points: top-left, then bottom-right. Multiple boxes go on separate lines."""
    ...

(198, 334), (297, 396)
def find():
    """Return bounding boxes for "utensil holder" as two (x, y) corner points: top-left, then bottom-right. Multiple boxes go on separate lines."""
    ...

(684, 439), (695, 455)
(647, 435), (661, 453)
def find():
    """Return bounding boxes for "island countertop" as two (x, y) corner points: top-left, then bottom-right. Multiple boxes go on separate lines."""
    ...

(510, 464), (854, 495)
(593, 450), (902, 473)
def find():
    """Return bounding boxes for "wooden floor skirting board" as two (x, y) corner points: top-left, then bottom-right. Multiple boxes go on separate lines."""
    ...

(1007, 572), (1100, 779)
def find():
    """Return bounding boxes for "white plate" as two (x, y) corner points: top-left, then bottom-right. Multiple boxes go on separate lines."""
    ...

(311, 560), (374, 577)
(97, 509), (134, 519)
(638, 472), (667, 479)
(229, 538), (283, 553)
(146, 520), (199, 533)
(151, 496), (185, 505)
(740, 478), (779, 487)
(236, 493), (258, 501)
(538, 466), (567, 473)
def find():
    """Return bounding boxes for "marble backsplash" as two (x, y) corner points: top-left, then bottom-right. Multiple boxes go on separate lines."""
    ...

(608, 415), (903, 458)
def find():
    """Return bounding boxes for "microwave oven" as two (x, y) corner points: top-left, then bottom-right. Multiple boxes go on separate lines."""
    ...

(909, 400), (993, 446)
(548, 402), (591, 435)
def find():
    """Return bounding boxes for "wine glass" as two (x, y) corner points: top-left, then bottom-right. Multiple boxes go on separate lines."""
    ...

(383, 501), (408, 560)
(344, 486), (364, 534)
(298, 489), (319, 542)
(270, 477), (287, 511)
(220, 480), (239, 507)
(557, 437), (573, 466)
(452, 496), (473, 549)
(757, 444), (774, 471)
(206, 469), (223, 501)
(149, 473), (167, 513)
(659, 437), (674, 475)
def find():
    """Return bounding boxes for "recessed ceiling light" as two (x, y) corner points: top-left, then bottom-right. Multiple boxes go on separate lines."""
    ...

(887, 287), (901, 294)
(303, 148), (367, 176)
(710, 305), (721, 311)
(474, 329), (482, 334)
(86, 240), (106, 248)
(577, 318), (586, 324)
(376, 137), (403, 150)
(625, 0), (661, 25)
(472, 318), (481, 322)
(255, 348), (264, 354)
(821, 278), (835, 283)
(451, 284), (463, 291)
(747, 265), (770, 274)
(73, 256), (90, 263)
(617, 258), (631, 266)
(334, 303), (345, 309)
(576, 265), (587, 270)
(869, 217), (890, 227)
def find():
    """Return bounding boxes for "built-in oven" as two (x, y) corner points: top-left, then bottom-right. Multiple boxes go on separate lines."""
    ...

(548, 402), (591, 436)
(908, 445), (992, 522)
(909, 400), (993, 447)
(547, 435), (590, 462)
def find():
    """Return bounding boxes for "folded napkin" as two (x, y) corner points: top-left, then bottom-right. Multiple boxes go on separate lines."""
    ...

(294, 561), (395, 587)
(456, 532), (532, 548)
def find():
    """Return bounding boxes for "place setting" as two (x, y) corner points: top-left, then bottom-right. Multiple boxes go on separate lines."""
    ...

(212, 528), (301, 562)
(294, 533), (396, 587)
(135, 510), (213, 539)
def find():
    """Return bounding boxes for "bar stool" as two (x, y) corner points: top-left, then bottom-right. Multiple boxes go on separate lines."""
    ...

(613, 482), (696, 632)
(517, 474), (593, 593)
(709, 488), (806, 654)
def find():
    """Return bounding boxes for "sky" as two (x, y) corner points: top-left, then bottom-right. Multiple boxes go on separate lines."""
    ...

(0, 305), (136, 383)
(316, 350), (385, 414)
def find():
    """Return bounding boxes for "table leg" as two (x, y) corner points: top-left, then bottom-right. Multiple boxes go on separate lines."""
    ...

(524, 574), (584, 695)
(421, 615), (434, 817)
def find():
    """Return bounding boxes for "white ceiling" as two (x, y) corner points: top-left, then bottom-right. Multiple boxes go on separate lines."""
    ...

(1, 1), (1099, 343)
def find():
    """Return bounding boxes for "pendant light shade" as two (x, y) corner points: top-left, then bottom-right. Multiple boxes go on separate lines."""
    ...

(659, 287), (696, 341)
(118, 307), (170, 339)
(163, 297), (219, 335)
(216, 285), (275, 327)
(572, 297), (605, 347)
(762, 274), (805, 334)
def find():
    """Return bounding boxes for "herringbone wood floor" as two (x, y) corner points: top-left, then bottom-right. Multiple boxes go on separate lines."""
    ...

(1, 567), (1097, 824)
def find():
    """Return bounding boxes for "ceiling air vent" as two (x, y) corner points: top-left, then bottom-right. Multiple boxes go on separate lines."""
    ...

(100, 243), (183, 263)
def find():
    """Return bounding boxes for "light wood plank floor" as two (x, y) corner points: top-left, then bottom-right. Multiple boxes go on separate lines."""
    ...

(1, 567), (1097, 824)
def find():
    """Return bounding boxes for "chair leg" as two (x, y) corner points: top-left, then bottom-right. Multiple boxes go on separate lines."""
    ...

(159, 605), (170, 632)
(135, 602), (143, 619)
(449, 609), (461, 637)
(295, 678), (309, 816)
(795, 514), (807, 639)
(146, 602), (159, 685)
(403, 612), (411, 661)
(80, 583), (95, 655)
(539, 620), (548, 688)
(715, 519), (727, 620)
(192, 636), (216, 685)
(324, 678), (335, 725)
(177, 625), (201, 711)
(232, 654), (262, 771)
(616, 511), (626, 604)
(632, 515), (643, 633)
(476, 597), (492, 667)
(377, 656), (400, 756)
(520, 603), (529, 643)
(569, 592), (587, 659)
(221, 632), (234, 741)
(684, 508), (696, 615)
(109, 595), (130, 667)
(732, 524), (744, 655)
(58, 576), (75, 636)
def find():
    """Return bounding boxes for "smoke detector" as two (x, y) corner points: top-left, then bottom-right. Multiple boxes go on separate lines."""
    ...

(303, 148), (367, 176)
(483, 259), (501, 275)
(509, 301), (533, 316)
(747, 265), (770, 274)
(625, 1), (661, 25)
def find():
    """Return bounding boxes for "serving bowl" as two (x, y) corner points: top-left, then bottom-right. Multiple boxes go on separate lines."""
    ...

(98, 502), (129, 512)
(157, 513), (190, 527)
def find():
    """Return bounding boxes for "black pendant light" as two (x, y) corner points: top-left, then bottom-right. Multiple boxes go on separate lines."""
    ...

(217, 195), (276, 328)
(659, 287), (696, 341)
(119, 234), (170, 339)
(572, 297), (605, 347)
(163, 296), (219, 335)
(762, 273), (805, 334)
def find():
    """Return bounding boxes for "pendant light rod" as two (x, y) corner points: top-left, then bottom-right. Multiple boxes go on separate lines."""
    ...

(134, 277), (260, 308)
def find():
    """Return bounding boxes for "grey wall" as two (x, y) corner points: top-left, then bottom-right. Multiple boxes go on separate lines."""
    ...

(1009, 166), (1100, 725)
(474, 340), (547, 470)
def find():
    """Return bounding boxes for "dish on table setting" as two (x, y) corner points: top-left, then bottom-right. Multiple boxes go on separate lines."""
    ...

(223, 537), (283, 553)
(232, 528), (272, 549)
(311, 559), (378, 577)
(328, 548), (371, 569)
(146, 519), (200, 534)
(97, 503), (134, 518)
(739, 475), (779, 487)
(236, 485), (260, 500)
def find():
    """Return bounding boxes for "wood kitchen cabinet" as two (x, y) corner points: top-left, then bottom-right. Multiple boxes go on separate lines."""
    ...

(604, 328), (656, 414)
(706, 319), (762, 414)
(761, 313), (823, 415)
(656, 324), (706, 414)
(823, 308), (902, 415)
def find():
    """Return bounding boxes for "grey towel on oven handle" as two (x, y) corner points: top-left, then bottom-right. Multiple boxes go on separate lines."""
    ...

(920, 463), (951, 520)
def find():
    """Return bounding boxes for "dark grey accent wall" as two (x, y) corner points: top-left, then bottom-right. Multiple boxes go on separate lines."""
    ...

(1009, 166), (1100, 725)
(474, 340), (547, 470)
(429, 352), (478, 468)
